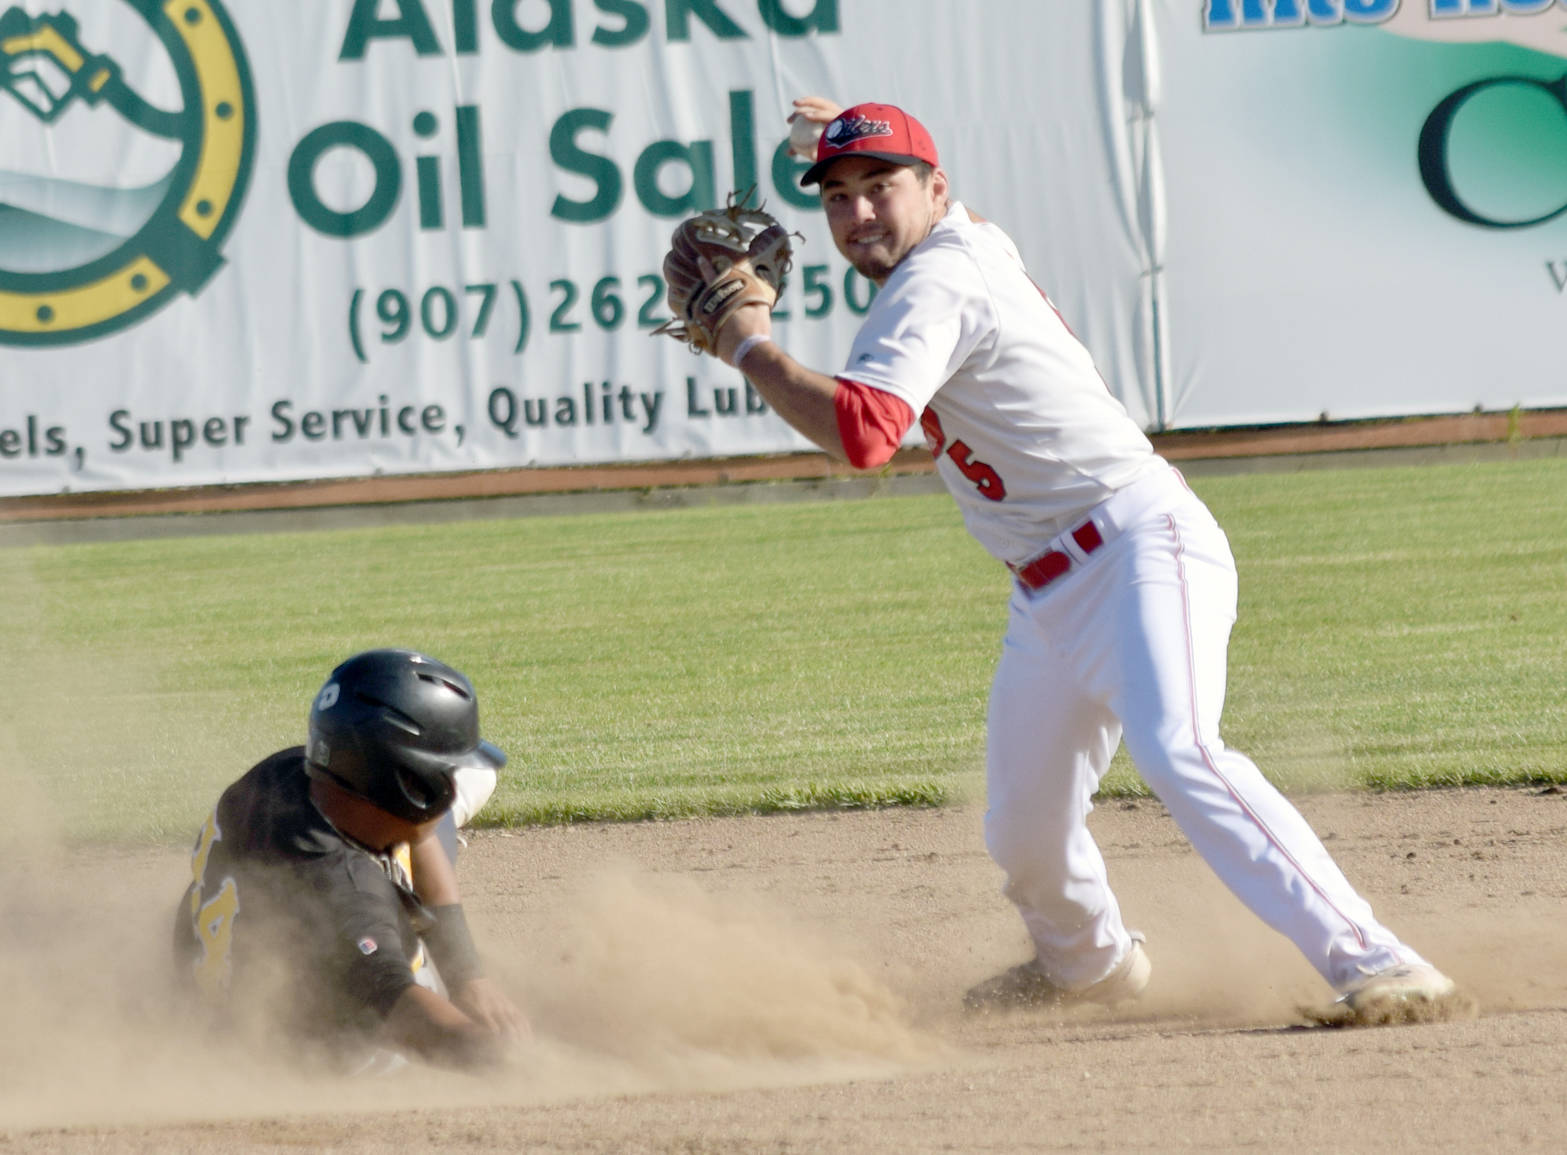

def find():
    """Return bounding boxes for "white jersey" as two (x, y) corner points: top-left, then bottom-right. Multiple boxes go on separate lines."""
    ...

(837, 201), (1162, 566)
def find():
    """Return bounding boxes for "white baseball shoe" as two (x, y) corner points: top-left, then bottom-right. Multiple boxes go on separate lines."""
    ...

(1339, 962), (1456, 1015)
(1303, 961), (1475, 1027)
(964, 936), (1150, 1013)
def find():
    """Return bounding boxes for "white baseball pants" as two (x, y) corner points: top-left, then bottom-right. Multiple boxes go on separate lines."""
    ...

(984, 466), (1425, 992)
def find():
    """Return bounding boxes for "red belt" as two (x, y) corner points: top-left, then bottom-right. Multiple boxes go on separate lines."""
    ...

(1009, 520), (1105, 592)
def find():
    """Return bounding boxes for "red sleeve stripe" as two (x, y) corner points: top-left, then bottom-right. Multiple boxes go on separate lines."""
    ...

(833, 378), (916, 469)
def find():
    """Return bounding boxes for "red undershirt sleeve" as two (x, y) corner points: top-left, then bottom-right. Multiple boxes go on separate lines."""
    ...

(833, 378), (916, 469)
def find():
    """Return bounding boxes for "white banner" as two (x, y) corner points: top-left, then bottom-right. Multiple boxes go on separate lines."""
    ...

(0, 0), (1153, 495)
(2, 1), (1564, 498)
(1159, 0), (1567, 427)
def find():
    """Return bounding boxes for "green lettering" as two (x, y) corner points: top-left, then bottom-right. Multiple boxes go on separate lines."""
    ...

(593, 0), (651, 46)
(634, 140), (715, 216)
(288, 122), (403, 237)
(416, 154), (442, 229)
(666, 0), (744, 42)
(339, 0), (442, 60)
(270, 400), (295, 441)
(729, 89), (756, 196)
(453, 0), (480, 52)
(456, 105), (487, 227)
(493, 0), (574, 51)
(551, 108), (623, 223)
(758, 0), (838, 35)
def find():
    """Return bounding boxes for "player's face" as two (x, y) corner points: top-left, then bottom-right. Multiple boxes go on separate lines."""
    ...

(821, 158), (949, 285)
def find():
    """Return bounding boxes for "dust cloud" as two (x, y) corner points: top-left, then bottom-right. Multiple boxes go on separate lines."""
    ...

(0, 547), (941, 1138)
(0, 849), (940, 1135)
(518, 868), (945, 1082)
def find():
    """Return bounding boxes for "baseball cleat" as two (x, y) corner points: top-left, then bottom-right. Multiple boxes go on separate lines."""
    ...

(963, 936), (1150, 1013)
(1341, 963), (1456, 1012)
(1304, 962), (1474, 1027)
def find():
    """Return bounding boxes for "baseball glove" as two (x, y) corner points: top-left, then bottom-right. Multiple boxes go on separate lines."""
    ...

(653, 191), (796, 356)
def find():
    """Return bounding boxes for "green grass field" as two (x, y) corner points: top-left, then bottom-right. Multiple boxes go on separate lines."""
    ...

(2, 456), (1563, 844)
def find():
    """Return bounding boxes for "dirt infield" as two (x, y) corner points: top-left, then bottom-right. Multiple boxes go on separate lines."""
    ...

(4, 787), (1564, 1153)
(4, 419), (1565, 1151)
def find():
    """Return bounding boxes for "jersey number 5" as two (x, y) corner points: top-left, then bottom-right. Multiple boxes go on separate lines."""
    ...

(920, 409), (1007, 501)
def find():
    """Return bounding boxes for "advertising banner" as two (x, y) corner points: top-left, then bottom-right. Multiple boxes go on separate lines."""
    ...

(0, 0), (1151, 497)
(1160, 1), (1567, 426)
(2, 2), (1563, 498)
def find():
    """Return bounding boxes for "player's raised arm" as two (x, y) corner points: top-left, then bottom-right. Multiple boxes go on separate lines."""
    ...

(653, 100), (959, 469)
(708, 308), (912, 470)
(711, 310), (849, 459)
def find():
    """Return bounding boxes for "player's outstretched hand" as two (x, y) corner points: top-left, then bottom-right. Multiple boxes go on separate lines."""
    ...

(452, 976), (530, 1043)
(385, 983), (521, 1071)
(791, 95), (842, 125)
(787, 96), (842, 159)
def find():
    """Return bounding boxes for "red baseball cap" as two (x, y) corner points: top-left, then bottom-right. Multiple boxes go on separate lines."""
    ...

(800, 102), (940, 187)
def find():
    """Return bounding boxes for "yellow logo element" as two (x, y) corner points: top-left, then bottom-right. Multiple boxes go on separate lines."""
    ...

(0, 1), (255, 345)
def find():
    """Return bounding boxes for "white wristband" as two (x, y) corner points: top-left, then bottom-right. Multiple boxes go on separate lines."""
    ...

(729, 333), (773, 370)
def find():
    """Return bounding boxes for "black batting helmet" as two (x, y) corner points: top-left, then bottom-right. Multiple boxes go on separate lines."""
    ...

(306, 649), (506, 825)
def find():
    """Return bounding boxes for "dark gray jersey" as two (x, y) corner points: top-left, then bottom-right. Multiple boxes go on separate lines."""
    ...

(173, 748), (429, 1052)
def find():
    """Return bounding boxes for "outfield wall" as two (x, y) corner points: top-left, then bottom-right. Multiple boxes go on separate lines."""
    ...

(2, 1), (1565, 498)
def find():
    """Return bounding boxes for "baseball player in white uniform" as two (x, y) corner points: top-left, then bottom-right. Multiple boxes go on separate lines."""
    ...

(711, 99), (1461, 1021)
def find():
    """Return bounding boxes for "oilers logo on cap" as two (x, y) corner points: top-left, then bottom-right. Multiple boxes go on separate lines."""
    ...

(822, 113), (893, 149)
(801, 102), (940, 187)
